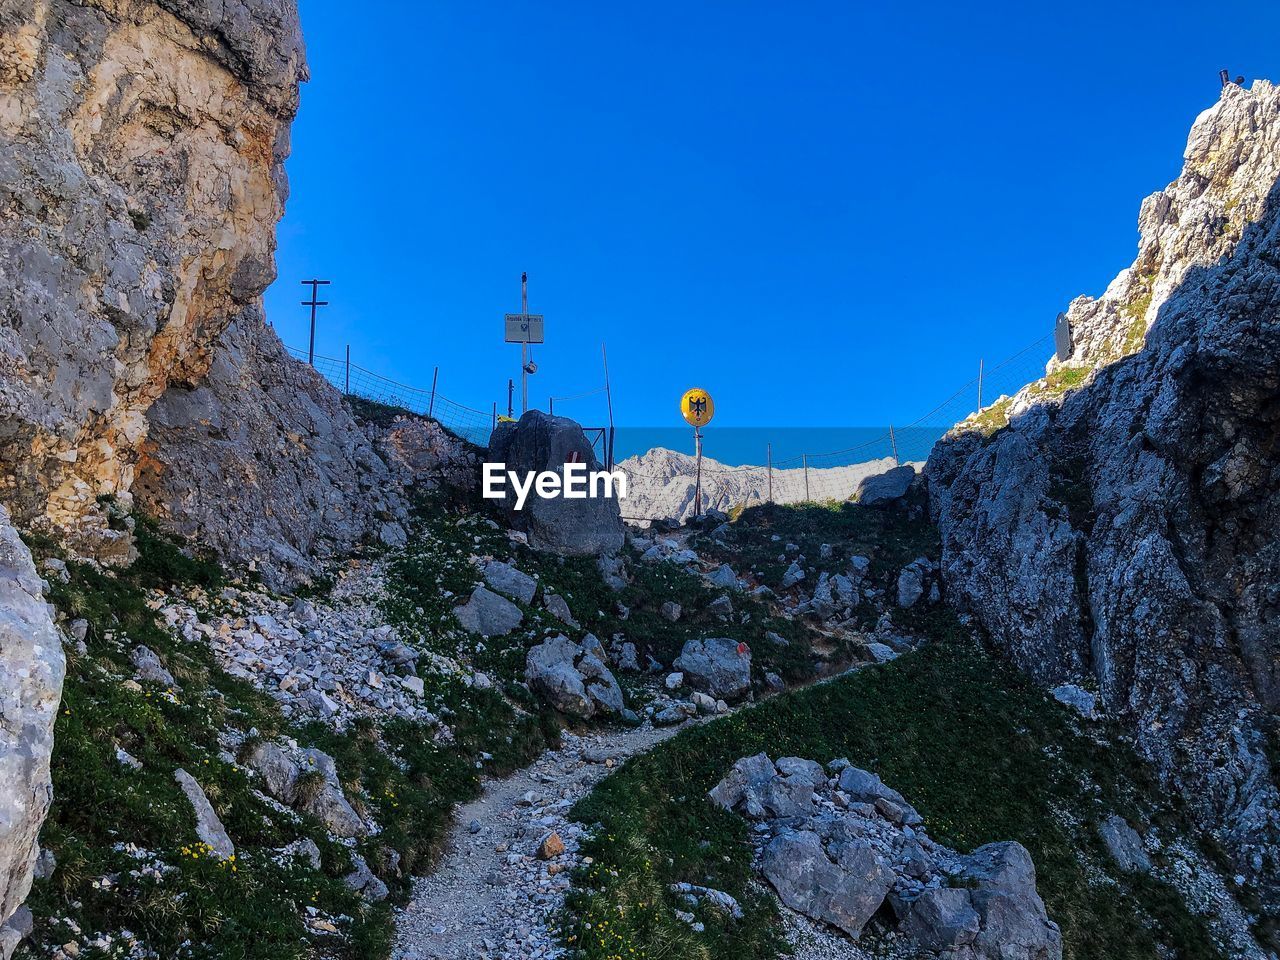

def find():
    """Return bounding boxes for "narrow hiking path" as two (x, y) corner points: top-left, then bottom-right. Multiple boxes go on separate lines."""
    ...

(391, 720), (682, 960)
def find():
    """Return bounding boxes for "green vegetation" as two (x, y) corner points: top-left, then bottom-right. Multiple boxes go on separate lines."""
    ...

(562, 623), (1222, 960)
(343, 395), (417, 428)
(969, 394), (1014, 436)
(17, 498), (576, 959)
(693, 498), (938, 590)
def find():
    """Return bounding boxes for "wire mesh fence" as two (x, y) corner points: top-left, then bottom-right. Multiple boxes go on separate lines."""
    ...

(287, 347), (497, 445)
(289, 329), (1057, 511)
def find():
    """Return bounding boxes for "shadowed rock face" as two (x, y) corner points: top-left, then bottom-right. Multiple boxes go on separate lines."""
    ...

(0, 0), (306, 558)
(928, 81), (1280, 912)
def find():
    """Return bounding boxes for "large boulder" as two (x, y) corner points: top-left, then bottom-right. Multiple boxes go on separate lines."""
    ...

(0, 509), (65, 948)
(673, 637), (751, 701)
(486, 411), (624, 556)
(245, 742), (367, 838)
(482, 560), (537, 604)
(856, 465), (916, 506)
(761, 830), (893, 938)
(525, 636), (624, 718)
(454, 585), (523, 636)
(173, 769), (235, 860)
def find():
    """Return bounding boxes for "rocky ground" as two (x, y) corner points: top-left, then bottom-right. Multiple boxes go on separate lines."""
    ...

(392, 723), (680, 960)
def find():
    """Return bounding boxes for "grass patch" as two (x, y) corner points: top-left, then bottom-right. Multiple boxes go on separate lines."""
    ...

(18, 502), (559, 959)
(563, 619), (1222, 960)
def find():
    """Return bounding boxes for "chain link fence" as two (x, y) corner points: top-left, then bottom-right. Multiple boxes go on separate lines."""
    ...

(290, 331), (1056, 509)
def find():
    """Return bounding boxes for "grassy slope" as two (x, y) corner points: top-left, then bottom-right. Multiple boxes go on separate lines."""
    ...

(562, 510), (1222, 960)
(16, 503), (571, 959)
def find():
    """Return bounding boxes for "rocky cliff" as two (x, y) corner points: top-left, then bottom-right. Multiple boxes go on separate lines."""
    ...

(132, 310), (455, 589)
(0, 0), (305, 560)
(927, 80), (1280, 921)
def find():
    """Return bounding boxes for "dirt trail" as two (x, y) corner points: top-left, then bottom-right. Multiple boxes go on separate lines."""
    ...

(392, 721), (679, 960)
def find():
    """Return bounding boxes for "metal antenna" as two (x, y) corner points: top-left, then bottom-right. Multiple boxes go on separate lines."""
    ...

(301, 279), (330, 366)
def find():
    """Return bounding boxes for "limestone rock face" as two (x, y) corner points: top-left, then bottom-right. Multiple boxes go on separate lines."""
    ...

(133, 313), (408, 589)
(0, 507), (65, 938)
(0, 0), (306, 557)
(927, 81), (1280, 909)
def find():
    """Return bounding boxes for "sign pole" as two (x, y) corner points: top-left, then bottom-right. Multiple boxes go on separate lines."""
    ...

(694, 426), (703, 518)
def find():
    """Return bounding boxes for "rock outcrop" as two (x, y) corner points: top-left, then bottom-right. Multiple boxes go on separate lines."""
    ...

(134, 312), (411, 588)
(0, 0), (306, 559)
(0, 508), (65, 954)
(486, 411), (625, 556)
(711, 754), (1061, 958)
(927, 80), (1280, 911)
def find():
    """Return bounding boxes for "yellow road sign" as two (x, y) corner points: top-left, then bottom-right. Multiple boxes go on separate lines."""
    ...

(681, 388), (714, 428)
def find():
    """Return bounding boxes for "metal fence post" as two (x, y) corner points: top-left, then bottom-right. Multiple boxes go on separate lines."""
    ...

(428, 367), (439, 418)
(803, 453), (809, 502)
(344, 344), (350, 395)
(890, 425), (900, 465)
(767, 443), (773, 503)
(492, 402), (497, 431)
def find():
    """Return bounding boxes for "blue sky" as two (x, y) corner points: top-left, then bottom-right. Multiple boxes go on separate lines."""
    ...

(264, 1), (1280, 429)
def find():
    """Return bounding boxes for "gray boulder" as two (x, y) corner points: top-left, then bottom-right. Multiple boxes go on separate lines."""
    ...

(708, 752), (778, 810)
(1050, 683), (1099, 719)
(525, 636), (624, 718)
(707, 564), (738, 589)
(1098, 815), (1151, 873)
(896, 557), (932, 608)
(781, 561), (806, 588)
(957, 842), (1062, 960)
(482, 560), (537, 604)
(130, 645), (177, 688)
(543, 592), (580, 629)
(343, 851), (389, 901)
(0, 510), (65, 936)
(856, 464), (916, 505)
(487, 411), (625, 556)
(761, 830), (893, 938)
(455, 585), (524, 636)
(174, 769), (235, 860)
(900, 887), (981, 950)
(660, 601), (682, 622)
(246, 742), (367, 838)
(674, 637), (752, 701)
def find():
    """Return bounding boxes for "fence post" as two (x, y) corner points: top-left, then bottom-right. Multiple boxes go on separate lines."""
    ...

(767, 443), (773, 503)
(507, 379), (514, 419)
(492, 402), (497, 431)
(803, 454), (809, 502)
(889, 425), (900, 465)
(428, 367), (439, 418)
(549, 397), (554, 415)
(344, 344), (350, 395)
(977, 357), (984, 412)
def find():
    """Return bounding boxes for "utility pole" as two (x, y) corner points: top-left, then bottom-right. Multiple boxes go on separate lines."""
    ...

(521, 273), (530, 415)
(301, 279), (330, 366)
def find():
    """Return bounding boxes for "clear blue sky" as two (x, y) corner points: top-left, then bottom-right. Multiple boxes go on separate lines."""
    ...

(264, 0), (1280, 428)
